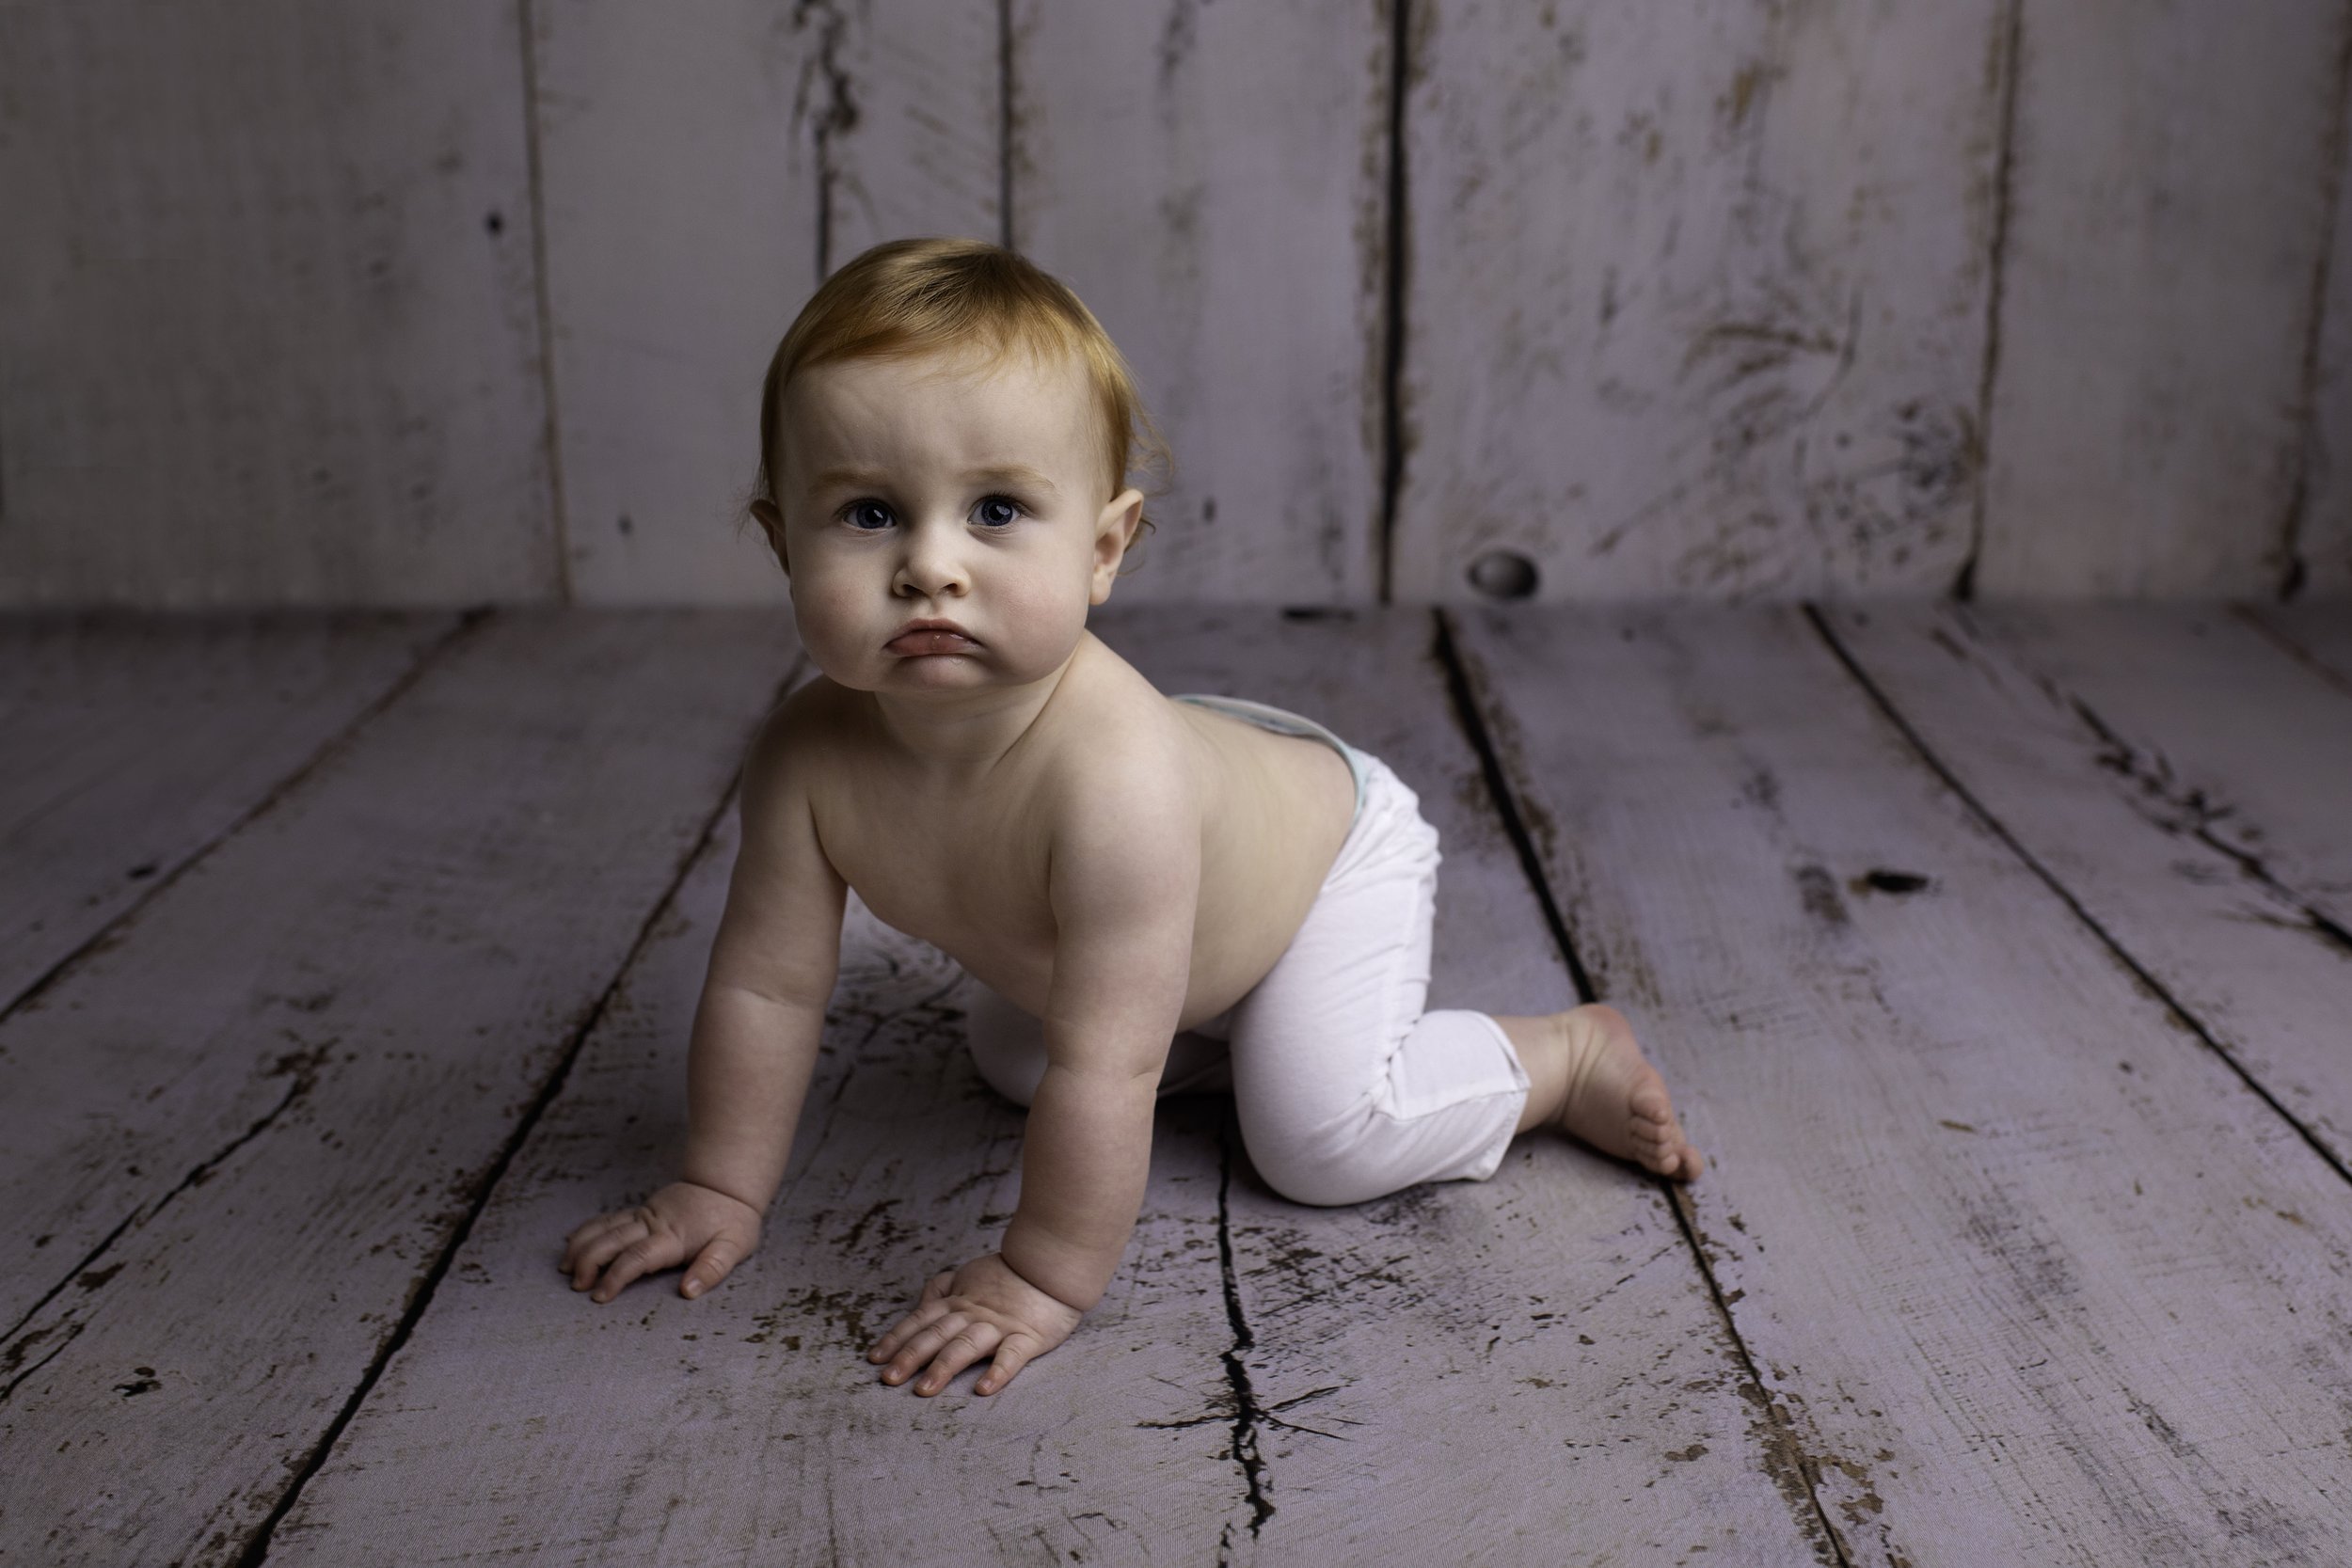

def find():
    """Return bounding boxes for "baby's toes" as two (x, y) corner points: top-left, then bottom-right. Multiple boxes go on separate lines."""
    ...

(1658, 1132), (1702, 1181)
(1627, 1076), (1675, 1126)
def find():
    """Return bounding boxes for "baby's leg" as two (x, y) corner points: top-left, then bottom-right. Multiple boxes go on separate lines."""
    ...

(1225, 756), (1700, 1207)
(1224, 760), (1534, 1207)
(1495, 1006), (1702, 1180)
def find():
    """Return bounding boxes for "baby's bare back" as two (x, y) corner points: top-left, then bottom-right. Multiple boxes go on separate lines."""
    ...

(800, 632), (1357, 1033)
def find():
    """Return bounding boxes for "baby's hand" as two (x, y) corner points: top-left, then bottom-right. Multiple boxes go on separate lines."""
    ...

(561, 1180), (763, 1305)
(868, 1252), (1084, 1397)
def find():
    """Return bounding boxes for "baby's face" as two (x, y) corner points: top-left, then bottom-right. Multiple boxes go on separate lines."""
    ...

(764, 345), (1141, 699)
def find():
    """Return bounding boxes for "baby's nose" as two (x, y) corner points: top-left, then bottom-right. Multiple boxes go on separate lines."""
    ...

(893, 533), (970, 596)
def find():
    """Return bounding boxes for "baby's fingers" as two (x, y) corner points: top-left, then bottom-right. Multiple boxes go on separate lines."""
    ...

(564, 1212), (645, 1289)
(868, 1300), (951, 1368)
(868, 1271), (958, 1362)
(680, 1236), (746, 1300)
(907, 1321), (1002, 1397)
(975, 1333), (1040, 1397)
(587, 1229), (683, 1304)
(878, 1309), (979, 1387)
(561, 1211), (620, 1269)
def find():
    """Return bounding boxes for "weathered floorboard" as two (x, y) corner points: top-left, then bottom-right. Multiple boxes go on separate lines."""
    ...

(1940, 604), (2351, 924)
(0, 612), (454, 1012)
(1975, 1), (2348, 595)
(1454, 605), (2352, 1566)
(1104, 607), (1828, 1563)
(273, 608), (1819, 1567)
(0, 611), (797, 1566)
(1009, 0), (1389, 601)
(1395, 1), (2003, 600)
(268, 827), (1244, 1563)
(1820, 603), (2352, 1166)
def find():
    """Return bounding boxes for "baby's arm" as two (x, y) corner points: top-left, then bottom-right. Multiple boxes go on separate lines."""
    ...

(562, 698), (846, 1302)
(869, 751), (1200, 1396)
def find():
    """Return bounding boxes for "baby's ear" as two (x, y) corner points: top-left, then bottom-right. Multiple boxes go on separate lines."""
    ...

(750, 499), (790, 576)
(1089, 488), (1145, 604)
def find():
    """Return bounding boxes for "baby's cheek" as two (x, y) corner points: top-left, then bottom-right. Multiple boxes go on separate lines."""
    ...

(1001, 577), (1090, 657)
(792, 580), (873, 665)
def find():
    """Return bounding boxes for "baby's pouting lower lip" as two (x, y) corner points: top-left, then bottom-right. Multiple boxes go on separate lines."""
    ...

(885, 629), (978, 656)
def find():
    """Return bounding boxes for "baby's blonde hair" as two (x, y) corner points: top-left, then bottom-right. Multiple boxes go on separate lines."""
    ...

(750, 237), (1169, 565)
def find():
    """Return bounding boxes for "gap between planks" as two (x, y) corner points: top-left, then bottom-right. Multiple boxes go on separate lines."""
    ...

(1807, 603), (2352, 1195)
(1438, 607), (1859, 1565)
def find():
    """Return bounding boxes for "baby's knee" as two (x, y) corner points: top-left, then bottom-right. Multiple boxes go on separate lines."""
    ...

(1240, 1117), (1395, 1209)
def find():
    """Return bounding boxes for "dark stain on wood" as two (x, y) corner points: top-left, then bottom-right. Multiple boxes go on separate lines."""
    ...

(836, 1197), (907, 1257)
(1155, 0), (1199, 94)
(743, 1283), (897, 1350)
(1793, 864), (1850, 927)
(1851, 868), (1931, 896)
(1737, 1380), (1848, 1563)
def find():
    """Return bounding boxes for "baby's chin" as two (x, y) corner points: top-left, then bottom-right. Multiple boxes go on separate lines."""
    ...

(824, 644), (1070, 698)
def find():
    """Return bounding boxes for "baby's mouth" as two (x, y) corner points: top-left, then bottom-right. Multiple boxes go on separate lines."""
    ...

(885, 626), (980, 657)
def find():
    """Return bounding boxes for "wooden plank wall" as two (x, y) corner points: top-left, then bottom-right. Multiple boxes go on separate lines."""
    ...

(2, 1), (2347, 606)
(1972, 1), (2351, 598)
(1395, 0), (2001, 600)
(0, 2), (553, 606)
(1009, 1), (1390, 601)
(2303, 73), (2352, 599)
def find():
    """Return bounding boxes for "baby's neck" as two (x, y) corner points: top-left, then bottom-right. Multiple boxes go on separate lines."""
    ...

(866, 650), (1081, 779)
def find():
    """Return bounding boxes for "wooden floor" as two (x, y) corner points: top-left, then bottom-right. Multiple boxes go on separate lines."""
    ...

(5, 602), (2349, 1567)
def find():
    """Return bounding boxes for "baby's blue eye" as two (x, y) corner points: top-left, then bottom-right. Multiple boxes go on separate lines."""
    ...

(847, 500), (893, 531)
(977, 496), (1022, 529)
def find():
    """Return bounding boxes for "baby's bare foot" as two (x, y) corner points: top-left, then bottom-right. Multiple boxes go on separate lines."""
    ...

(1534, 1004), (1702, 1180)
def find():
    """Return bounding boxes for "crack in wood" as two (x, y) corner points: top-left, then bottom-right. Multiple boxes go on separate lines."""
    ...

(996, 0), (1013, 248)
(2274, 6), (2352, 599)
(1375, 0), (1412, 604)
(791, 0), (859, 277)
(1956, 0), (2026, 601)
(2058, 689), (2351, 959)
(1213, 1125), (1276, 1551)
(515, 0), (570, 601)
(0, 1327), (76, 1405)
(0, 1048), (326, 1403)
(1429, 611), (1593, 1000)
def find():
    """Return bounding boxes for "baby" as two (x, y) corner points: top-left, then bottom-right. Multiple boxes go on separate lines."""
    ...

(562, 237), (1700, 1399)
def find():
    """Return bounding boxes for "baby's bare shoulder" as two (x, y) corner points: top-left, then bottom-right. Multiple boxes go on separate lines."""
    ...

(739, 676), (854, 815)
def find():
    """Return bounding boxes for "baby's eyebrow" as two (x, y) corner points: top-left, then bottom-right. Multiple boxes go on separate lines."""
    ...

(812, 463), (1059, 499)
